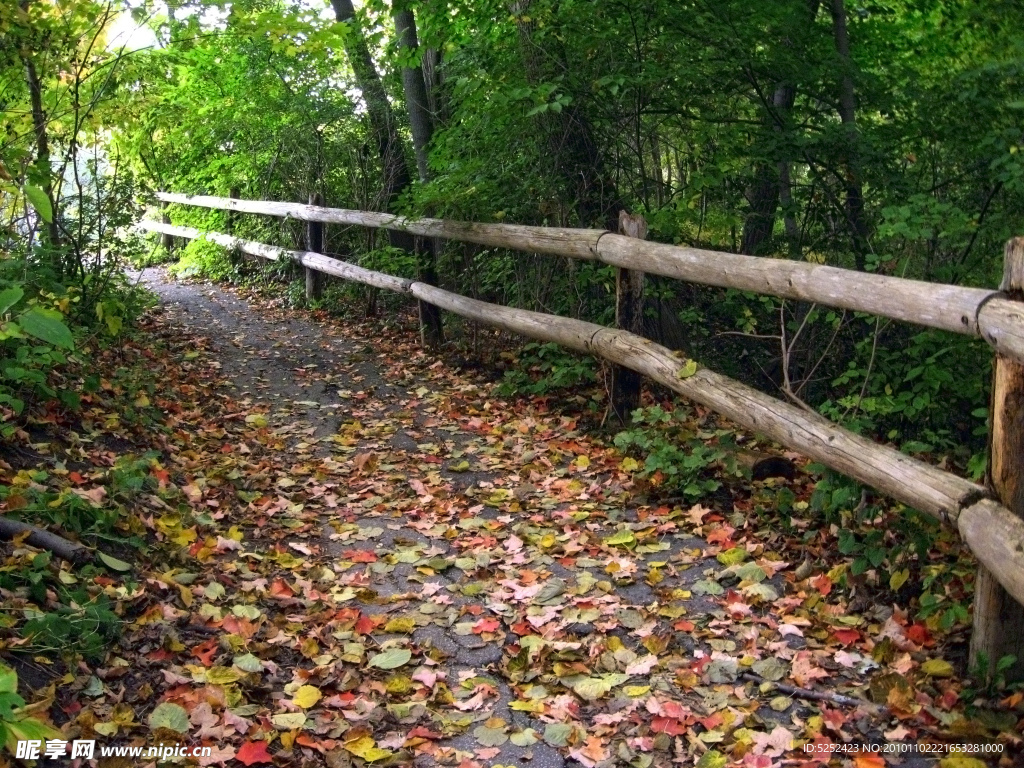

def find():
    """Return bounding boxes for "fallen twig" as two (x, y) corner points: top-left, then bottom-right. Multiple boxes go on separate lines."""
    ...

(0, 517), (94, 565)
(741, 672), (882, 713)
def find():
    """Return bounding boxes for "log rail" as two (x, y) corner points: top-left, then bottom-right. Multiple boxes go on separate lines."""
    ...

(139, 195), (1024, 677)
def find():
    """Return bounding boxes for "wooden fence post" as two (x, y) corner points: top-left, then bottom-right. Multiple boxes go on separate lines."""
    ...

(305, 193), (324, 302)
(160, 202), (174, 254)
(611, 211), (647, 424)
(417, 236), (444, 350)
(970, 236), (1024, 682)
(226, 187), (239, 235)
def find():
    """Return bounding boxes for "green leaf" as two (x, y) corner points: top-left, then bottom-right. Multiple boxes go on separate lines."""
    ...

(676, 359), (698, 379)
(98, 552), (132, 572)
(24, 186), (52, 223)
(510, 728), (540, 747)
(696, 750), (727, 768)
(603, 529), (636, 547)
(0, 664), (18, 695)
(148, 702), (189, 733)
(0, 287), (23, 316)
(367, 648), (412, 669)
(5, 716), (61, 743)
(543, 722), (574, 747)
(18, 308), (73, 350)
(473, 724), (509, 746)
(233, 653), (263, 673)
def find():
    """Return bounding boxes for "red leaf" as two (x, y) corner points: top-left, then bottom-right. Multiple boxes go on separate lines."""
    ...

(192, 638), (218, 666)
(472, 617), (501, 634)
(354, 613), (383, 634)
(407, 726), (442, 740)
(236, 741), (273, 766)
(651, 717), (688, 735)
(832, 628), (860, 645)
(270, 578), (294, 598)
(905, 623), (931, 646)
(345, 549), (377, 563)
(811, 574), (832, 596)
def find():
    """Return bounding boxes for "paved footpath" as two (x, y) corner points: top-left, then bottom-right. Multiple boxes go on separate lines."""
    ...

(134, 267), (941, 768)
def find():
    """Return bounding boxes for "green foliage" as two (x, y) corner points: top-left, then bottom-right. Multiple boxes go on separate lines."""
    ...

(0, 551), (121, 660)
(613, 405), (733, 499)
(497, 342), (597, 396)
(169, 237), (236, 281)
(0, 663), (61, 755)
(967, 653), (1023, 699)
(21, 593), (120, 660)
(361, 245), (421, 279)
(820, 329), (990, 460)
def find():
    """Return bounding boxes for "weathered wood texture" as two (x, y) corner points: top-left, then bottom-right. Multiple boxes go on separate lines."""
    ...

(969, 237), (1024, 679)
(397, 290), (985, 527)
(306, 193), (324, 301)
(596, 234), (995, 337)
(155, 192), (604, 260)
(137, 221), (412, 294)
(612, 211), (647, 424)
(154, 192), (1024, 366)
(138, 217), (1024, 611)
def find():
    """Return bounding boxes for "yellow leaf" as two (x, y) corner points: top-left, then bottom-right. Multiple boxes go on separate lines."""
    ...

(384, 617), (417, 634)
(292, 685), (322, 709)
(344, 735), (393, 762)
(206, 666), (243, 685)
(509, 698), (545, 712)
(920, 659), (954, 678)
(676, 359), (698, 378)
(575, 455), (590, 469)
(889, 569), (910, 591)
(619, 457), (639, 472)
(271, 712), (307, 730)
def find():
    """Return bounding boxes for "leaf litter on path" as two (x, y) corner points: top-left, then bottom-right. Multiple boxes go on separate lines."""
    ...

(3, 267), (1019, 768)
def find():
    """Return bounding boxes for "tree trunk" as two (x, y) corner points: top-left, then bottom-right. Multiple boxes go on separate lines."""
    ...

(741, 83), (796, 256)
(19, 1), (61, 255)
(394, 8), (433, 183)
(828, 0), (870, 271)
(393, 4), (444, 348)
(330, 0), (413, 225)
(508, 0), (621, 229)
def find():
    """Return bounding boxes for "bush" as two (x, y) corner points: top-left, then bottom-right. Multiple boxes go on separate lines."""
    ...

(613, 405), (735, 499)
(169, 236), (236, 281)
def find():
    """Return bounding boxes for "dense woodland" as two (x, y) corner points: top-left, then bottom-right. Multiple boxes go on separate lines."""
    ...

(3, 0), (1023, 452)
(0, 0), (1024, 761)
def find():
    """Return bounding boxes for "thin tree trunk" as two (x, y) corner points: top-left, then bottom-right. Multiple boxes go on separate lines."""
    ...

(19, 1), (61, 254)
(741, 84), (796, 256)
(393, 4), (443, 347)
(330, 0), (413, 225)
(509, 0), (622, 229)
(779, 160), (801, 258)
(829, 0), (870, 271)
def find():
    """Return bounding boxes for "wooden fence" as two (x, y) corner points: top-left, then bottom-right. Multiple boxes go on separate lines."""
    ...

(139, 192), (1024, 678)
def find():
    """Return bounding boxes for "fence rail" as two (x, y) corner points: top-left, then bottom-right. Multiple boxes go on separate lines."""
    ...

(140, 193), (1024, 677)
(154, 192), (1024, 365)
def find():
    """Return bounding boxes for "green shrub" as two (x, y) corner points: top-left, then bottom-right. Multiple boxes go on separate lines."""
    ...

(613, 405), (735, 499)
(497, 342), (597, 396)
(169, 236), (236, 280)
